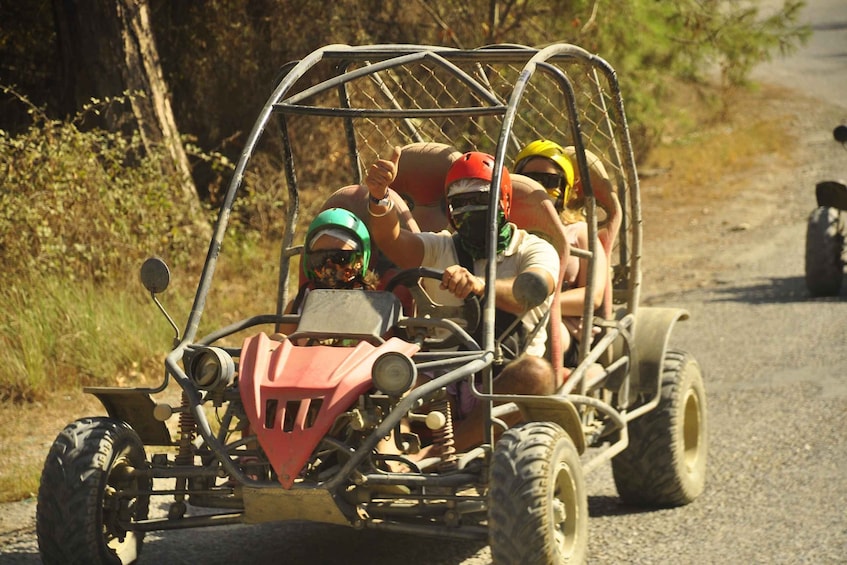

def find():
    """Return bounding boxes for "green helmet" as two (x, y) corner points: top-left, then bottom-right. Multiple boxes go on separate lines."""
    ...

(303, 208), (371, 282)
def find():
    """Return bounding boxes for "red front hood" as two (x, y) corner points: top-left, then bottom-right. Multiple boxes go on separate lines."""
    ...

(238, 332), (419, 488)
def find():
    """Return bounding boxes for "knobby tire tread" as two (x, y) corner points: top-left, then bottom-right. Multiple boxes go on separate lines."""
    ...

(36, 417), (149, 565)
(805, 206), (843, 297)
(611, 349), (707, 507)
(489, 421), (587, 564)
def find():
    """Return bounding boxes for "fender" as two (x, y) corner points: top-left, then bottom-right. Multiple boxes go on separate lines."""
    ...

(815, 180), (847, 210)
(515, 397), (586, 453)
(84, 386), (173, 445)
(629, 307), (690, 401)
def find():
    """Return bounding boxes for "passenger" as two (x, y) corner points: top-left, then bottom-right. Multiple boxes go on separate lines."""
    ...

(513, 139), (608, 367)
(365, 147), (561, 454)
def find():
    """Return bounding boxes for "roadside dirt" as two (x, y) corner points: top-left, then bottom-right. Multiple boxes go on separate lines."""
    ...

(641, 83), (841, 300)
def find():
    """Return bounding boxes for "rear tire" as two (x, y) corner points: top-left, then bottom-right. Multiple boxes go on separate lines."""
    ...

(612, 349), (707, 507)
(489, 422), (587, 564)
(805, 206), (843, 297)
(37, 417), (151, 565)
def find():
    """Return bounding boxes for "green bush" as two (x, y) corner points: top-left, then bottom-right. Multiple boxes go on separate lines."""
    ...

(0, 109), (206, 285)
(0, 275), (176, 402)
(0, 99), (211, 400)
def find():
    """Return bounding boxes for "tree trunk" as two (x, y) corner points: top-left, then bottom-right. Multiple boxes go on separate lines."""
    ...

(52, 0), (204, 216)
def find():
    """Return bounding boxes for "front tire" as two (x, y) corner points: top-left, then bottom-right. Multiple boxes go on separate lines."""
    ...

(805, 206), (844, 297)
(37, 417), (151, 565)
(612, 349), (707, 507)
(489, 422), (587, 564)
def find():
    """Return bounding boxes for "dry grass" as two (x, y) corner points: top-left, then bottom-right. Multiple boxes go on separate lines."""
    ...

(644, 84), (797, 207)
(0, 393), (104, 501)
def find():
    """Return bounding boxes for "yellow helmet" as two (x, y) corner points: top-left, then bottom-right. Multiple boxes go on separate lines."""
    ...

(513, 139), (575, 205)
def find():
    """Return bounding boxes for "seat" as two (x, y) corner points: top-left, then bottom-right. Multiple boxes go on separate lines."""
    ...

(318, 183), (418, 232)
(563, 146), (621, 320)
(389, 141), (459, 233)
(510, 173), (570, 386)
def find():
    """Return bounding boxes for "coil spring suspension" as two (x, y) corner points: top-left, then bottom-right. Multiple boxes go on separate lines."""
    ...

(169, 391), (196, 519)
(175, 390), (196, 466)
(432, 399), (457, 472)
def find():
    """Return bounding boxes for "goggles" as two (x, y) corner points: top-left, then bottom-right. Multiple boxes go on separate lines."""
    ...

(306, 249), (362, 274)
(448, 191), (489, 217)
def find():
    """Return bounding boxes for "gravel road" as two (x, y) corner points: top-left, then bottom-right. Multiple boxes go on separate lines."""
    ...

(2, 2), (846, 563)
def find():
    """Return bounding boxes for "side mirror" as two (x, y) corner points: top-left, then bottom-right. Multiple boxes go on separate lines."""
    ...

(833, 125), (847, 143)
(140, 256), (181, 344)
(513, 271), (550, 310)
(140, 257), (171, 294)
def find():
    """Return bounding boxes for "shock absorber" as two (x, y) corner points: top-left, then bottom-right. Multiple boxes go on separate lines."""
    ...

(430, 399), (457, 472)
(169, 390), (196, 519)
(175, 390), (196, 466)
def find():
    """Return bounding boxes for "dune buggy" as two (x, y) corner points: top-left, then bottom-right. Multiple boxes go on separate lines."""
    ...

(37, 43), (708, 564)
(805, 124), (847, 296)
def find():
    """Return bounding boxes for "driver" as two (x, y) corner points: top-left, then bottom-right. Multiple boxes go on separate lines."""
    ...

(276, 208), (378, 336)
(365, 147), (561, 453)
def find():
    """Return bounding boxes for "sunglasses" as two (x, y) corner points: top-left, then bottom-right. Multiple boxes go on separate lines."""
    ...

(307, 249), (361, 272)
(522, 171), (564, 191)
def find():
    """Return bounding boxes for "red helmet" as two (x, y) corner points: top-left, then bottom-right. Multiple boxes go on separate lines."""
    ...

(444, 151), (512, 220)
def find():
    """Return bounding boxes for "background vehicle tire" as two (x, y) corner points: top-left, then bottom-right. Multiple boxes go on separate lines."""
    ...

(805, 206), (844, 296)
(489, 421), (587, 564)
(612, 349), (707, 507)
(36, 417), (151, 565)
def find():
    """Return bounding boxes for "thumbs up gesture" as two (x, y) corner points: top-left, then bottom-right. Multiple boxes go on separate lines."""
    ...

(365, 146), (402, 200)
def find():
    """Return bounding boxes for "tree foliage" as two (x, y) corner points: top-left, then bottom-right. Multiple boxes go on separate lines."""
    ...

(0, 0), (811, 400)
(0, 90), (207, 285)
(1, 1), (809, 167)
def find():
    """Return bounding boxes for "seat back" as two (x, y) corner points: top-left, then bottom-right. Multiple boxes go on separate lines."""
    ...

(510, 173), (569, 385)
(390, 142), (459, 233)
(563, 146), (621, 319)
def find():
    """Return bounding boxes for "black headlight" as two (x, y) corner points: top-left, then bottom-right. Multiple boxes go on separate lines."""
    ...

(371, 352), (416, 397)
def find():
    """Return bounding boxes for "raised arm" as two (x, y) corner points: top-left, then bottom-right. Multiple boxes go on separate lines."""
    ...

(364, 146), (425, 269)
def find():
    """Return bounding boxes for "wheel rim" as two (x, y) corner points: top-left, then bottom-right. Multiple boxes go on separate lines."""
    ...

(682, 388), (702, 472)
(552, 460), (580, 557)
(102, 450), (143, 562)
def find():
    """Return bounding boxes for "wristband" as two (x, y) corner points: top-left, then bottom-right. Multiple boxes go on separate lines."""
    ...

(368, 198), (394, 217)
(369, 193), (391, 207)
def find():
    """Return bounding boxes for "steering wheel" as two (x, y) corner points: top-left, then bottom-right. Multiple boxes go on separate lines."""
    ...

(385, 267), (481, 349)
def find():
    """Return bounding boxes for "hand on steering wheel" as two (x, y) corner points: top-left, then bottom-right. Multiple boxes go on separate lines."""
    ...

(385, 267), (481, 349)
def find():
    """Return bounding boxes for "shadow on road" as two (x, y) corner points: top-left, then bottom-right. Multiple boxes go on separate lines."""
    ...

(588, 495), (659, 518)
(707, 276), (846, 304)
(644, 275), (847, 305)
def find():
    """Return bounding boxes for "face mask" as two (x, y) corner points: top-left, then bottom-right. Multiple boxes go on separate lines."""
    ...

(453, 209), (512, 260)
